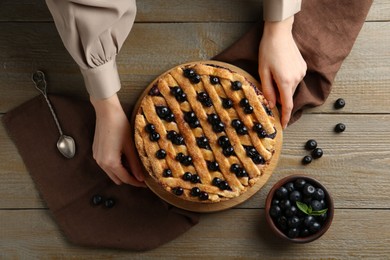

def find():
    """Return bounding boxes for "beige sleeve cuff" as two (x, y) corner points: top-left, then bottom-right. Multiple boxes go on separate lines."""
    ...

(80, 59), (121, 99)
(263, 0), (302, 22)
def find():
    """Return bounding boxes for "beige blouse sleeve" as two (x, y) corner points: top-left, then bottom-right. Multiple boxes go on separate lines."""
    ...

(45, 0), (137, 99)
(263, 0), (302, 22)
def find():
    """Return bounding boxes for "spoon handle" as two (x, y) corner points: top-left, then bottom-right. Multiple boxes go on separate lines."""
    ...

(32, 71), (63, 136)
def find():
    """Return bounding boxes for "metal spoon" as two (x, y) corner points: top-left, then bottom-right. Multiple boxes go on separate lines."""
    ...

(32, 71), (76, 159)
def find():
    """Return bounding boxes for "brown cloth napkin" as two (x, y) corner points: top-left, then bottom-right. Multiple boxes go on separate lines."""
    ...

(2, 0), (372, 251)
(214, 0), (373, 124)
(2, 95), (199, 251)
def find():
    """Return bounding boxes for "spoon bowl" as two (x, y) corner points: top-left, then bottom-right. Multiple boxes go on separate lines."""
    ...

(57, 135), (76, 159)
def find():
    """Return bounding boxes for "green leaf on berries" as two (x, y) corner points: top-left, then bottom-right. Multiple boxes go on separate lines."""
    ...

(296, 201), (328, 216)
(309, 208), (328, 216)
(296, 201), (309, 213)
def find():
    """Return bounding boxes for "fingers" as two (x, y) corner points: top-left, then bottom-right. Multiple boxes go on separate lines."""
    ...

(96, 154), (146, 187)
(278, 86), (294, 129)
(93, 142), (146, 187)
(123, 141), (145, 183)
(259, 69), (276, 109)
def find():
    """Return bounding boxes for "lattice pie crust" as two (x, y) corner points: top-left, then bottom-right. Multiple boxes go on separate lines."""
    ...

(134, 63), (278, 203)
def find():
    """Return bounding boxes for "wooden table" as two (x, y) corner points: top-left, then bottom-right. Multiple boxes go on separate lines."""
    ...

(1, 0), (389, 258)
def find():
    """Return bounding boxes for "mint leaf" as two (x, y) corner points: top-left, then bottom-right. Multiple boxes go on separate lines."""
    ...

(310, 208), (328, 216)
(296, 201), (328, 216)
(296, 201), (309, 214)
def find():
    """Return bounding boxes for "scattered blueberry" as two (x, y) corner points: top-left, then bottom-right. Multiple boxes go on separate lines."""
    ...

(334, 98), (346, 109)
(302, 155), (313, 165)
(305, 139), (318, 150)
(335, 123), (346, 133)
(312, 148), (324, 159)
(91, 194), (103, 206)
(104, 198), (115, 209)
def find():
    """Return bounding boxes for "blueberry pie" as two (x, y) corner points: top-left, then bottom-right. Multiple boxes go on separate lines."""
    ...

(134, 62), (281, 203)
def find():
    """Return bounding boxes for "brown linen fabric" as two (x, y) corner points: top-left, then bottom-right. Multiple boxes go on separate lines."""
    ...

(2, 95), (199, 251)
(214, 0), (373, 124)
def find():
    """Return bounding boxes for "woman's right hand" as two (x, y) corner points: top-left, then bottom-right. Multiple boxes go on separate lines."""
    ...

(258, 16), (307, 129)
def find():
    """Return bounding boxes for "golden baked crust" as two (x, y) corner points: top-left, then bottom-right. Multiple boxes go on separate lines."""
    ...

(134, 63), (277, 203)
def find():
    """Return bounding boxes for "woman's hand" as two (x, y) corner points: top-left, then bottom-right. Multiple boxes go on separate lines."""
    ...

(258, 16), (307, 128)
(90, 94), (145, 187)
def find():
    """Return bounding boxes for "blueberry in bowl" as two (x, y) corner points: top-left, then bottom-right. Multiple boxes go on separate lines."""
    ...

(265, 175), (334, 243)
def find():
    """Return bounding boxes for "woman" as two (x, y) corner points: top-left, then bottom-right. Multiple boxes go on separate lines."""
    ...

(45, 0), (306, 186)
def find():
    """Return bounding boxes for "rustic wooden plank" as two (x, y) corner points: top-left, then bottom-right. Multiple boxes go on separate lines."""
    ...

(0, 22), (388, 113)
(1, 114), (389, 209)
(0, 0), (387, 22)
(1, 208), (389, 258)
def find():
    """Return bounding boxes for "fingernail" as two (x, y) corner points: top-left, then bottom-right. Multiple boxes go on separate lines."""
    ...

(268, 101), (274, 108)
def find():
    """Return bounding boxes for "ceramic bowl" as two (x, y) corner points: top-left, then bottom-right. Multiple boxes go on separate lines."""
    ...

(265, 175), (334, 243)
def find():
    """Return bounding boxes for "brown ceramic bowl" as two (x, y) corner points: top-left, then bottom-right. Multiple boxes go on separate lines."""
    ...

(265, 175), (334, 243)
